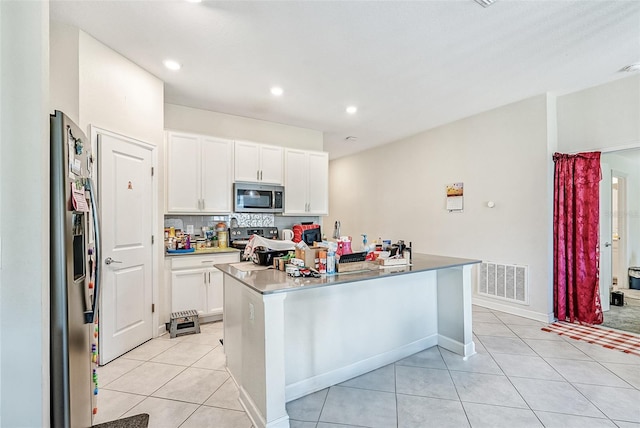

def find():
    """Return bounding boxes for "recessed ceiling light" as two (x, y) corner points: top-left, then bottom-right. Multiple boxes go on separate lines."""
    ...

(163, 59), (182, 71)
(346, 106), (358, 115)
(345, 136), (358, 142)
(270, 87), (284, 96)
(184, 0), (202, 3)
(620, 62), (640, 72)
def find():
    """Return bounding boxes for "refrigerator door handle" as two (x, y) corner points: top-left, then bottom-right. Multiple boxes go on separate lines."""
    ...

(84, 178), (100, 324)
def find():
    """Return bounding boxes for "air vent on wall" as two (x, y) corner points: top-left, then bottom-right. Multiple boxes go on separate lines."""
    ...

(477, 261), (529, 304)
(473, 0), (496, 7)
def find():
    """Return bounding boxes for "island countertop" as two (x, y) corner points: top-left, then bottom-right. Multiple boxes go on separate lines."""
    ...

(215, 253), (481, 295)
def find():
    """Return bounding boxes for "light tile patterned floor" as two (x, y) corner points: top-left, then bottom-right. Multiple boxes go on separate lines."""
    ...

(95, 306), (640, 427)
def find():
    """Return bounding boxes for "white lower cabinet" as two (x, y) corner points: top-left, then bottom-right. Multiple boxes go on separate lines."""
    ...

(168, 252), (239, 319)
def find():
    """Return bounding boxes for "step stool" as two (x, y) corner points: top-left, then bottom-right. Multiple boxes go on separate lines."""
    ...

(169, 310), (201, 338)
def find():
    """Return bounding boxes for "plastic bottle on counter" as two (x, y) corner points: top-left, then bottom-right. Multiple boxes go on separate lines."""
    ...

(326, 251), (336, 275)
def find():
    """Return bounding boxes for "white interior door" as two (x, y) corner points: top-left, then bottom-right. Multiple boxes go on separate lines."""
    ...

(99, 131), (154, 364)
(599, 163), (612, 312)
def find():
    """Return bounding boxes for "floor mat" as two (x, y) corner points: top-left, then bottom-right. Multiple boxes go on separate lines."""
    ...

(93, 413), (149, 428)
(541, 321), (640, 357)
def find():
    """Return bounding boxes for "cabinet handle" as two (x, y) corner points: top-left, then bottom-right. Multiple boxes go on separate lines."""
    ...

(257, 170), (260, 181)
(203, 272), (206, 283)
(202, 199), (205, 210)
(260, 170), (263, 181)
(208, 272), (211, 283)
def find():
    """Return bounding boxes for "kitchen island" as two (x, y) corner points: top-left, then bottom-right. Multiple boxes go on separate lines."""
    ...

(217, 253), (480, 428)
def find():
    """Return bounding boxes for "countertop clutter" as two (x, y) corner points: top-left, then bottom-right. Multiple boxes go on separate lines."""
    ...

(164, 222), (232, 255)
(216, 253), (481, 295)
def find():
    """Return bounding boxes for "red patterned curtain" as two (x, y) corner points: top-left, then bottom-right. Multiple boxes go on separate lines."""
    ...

(553, 152), (603, 325)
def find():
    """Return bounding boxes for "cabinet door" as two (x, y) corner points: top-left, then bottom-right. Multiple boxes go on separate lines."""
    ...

(167, 133), (201, 212)
(259, 145), (283, 184)
(284, 149), (308, 214)
(201, 137), (233, 213)
(234, 141), (260, 182)
(206, 268), (224, 316)
(307, 151), (329, 215)
(171, 268), (207, 315)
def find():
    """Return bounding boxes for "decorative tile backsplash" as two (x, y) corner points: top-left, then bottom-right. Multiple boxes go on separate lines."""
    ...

(164, 213), (277, 235)
(233, 213), (274, 227)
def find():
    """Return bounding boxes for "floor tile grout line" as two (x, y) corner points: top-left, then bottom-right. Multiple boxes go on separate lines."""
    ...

(505, 320), (621, 426)
(394, 363), (399, 428)
(491, 311), (560, 425)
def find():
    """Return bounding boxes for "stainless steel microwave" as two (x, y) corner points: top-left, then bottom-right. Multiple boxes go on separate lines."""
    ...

(233, 183), (284, 213)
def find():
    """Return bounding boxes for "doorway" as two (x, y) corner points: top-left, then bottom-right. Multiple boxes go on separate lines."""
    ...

(600, 150), (640, 334)
(92, 127), (156, 364)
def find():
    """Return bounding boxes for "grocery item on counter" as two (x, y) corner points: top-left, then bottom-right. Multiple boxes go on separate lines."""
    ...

(217, 230), (228, 248)
(318, 250), (327, 273)
(326, 251), (336, 274)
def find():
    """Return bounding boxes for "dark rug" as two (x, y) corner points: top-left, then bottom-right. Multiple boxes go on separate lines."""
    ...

(93, 413), (149, 428)
(602, 298), (640, 335)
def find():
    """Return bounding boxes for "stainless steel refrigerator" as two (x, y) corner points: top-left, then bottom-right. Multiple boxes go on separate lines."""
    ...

(50, 110), (101, 428)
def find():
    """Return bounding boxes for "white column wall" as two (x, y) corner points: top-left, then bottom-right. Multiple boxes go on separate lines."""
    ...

(0, 1), (49, 426)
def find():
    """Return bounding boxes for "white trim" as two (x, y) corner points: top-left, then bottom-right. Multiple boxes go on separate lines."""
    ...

(599, 141), (640, 154)
(473, 296), (554, 323)
(563, 141), (640, 155)
(285, 335), (438, 403)
(438, 334), (476, 358)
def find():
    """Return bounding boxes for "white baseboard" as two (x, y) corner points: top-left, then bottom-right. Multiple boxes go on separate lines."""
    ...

(438, 335), (476, 358)
(157, 323), (167, 337)
(285, 334), (438, 402)
(472, 296), (554, 323)
(233, 372), (289, 428)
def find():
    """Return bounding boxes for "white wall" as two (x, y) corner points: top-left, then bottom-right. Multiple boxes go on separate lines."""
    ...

(1, 1), (49, 426)
(328, 95), (554, 320)
(558, 74), (640, 291)
(557, 75), (640, 153)
(78, 32), (164, 145)
(50, 22), (79, 124)
(164, 103), (324, 151)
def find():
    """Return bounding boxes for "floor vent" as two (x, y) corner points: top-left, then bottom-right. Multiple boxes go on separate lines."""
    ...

(477, 261), (529, 304)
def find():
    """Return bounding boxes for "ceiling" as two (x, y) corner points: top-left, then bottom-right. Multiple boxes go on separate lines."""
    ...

(49, 0), (640, 159)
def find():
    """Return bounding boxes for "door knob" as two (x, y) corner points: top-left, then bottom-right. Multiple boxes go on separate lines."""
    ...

(105, 257), (122, 265)
(604, 242), (612, 248)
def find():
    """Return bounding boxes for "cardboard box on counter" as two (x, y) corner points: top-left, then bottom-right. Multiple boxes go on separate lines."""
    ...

(295, 247), (321, 268)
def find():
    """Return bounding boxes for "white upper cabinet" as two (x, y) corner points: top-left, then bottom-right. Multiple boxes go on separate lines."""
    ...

(284, 149), (328, 215)
(167, 133), (200, 212)
(234, 140), (283, 184)
(166, 131), (233, 213)
(201, 136), (233, 213)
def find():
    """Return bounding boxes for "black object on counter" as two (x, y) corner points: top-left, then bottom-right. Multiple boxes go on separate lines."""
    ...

(252, 249), (290, 266)
(338, 251), (367, 263)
